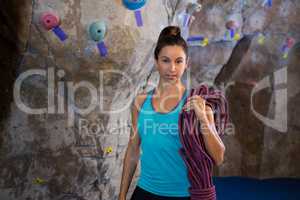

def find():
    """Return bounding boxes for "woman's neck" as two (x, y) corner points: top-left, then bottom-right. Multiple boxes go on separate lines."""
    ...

(155, 81), (186, 97)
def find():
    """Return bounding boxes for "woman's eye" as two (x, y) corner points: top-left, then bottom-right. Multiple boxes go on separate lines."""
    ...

(177, 60), (183, 64)
(162, 60), (169, 63)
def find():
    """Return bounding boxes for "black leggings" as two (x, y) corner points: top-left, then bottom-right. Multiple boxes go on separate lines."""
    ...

(130, 185), (191, 200)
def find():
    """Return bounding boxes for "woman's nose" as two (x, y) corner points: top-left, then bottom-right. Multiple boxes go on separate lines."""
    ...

(170, 62), (176, 71)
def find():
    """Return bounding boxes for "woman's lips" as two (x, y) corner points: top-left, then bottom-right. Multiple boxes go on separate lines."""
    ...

(166, 74), (177, 79)
(166, 74), (177, 77)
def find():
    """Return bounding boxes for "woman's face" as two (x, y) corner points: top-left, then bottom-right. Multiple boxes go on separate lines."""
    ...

(155, 45), (188, 83)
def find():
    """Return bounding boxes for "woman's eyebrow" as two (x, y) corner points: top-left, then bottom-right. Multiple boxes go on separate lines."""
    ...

(159, 56), (184, 60)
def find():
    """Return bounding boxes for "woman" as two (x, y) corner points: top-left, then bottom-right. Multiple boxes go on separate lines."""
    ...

(118, 26), (225, 200)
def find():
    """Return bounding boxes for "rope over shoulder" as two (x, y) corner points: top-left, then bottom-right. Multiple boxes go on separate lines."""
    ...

(178, 84), (229, 200)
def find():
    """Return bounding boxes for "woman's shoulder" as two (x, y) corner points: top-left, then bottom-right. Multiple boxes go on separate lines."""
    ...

(132, 89), (152, 113)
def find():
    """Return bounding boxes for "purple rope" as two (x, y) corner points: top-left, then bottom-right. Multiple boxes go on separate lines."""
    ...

(178, 85), (229, 200)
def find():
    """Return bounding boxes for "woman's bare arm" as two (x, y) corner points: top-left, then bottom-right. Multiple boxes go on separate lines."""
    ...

(118, 95), (144, 200)
(200, 106), (225, 166)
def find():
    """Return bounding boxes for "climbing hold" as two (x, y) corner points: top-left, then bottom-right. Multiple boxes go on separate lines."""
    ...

(89, 21), (108, 57)
(257, 33), (266, 45)
(181, 2), (202, 28)
(262, 0), (272, 7)
(233, 33), (241, 41)
(33, 177), (47, 185)
(187, 36), (209, 47)
(200, 38), (209, 47)
(105, 146), (113, 153)
(281, 37), (295, 59)
(225, 20), (239, 41)
(40, 11), (68, 41)
(89, 21), (106, 42)
(123, 0), (146, 10)
(186, 2), (202, 14)
(123, 0), (147, 27)
(286, 37), (295, 48)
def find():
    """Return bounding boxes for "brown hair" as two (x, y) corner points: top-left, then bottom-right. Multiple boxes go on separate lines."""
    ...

(154, 26), (188, 60)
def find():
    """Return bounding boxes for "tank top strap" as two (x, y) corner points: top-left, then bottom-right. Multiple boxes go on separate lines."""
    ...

(139, 89), (155, 112)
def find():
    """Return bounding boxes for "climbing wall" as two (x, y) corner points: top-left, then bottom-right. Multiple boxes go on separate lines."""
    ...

(0, 0), (299, 199)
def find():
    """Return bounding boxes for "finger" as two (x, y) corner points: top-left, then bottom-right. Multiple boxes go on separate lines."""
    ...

(191, 95), (206, 103)
(183, 104), (191, 110)
(189, 97), (205, 105)
(184, 106), (193, 112)
(188, 100), (202, 108)
(187, 96), (198, 100)
(183, 101), (194, 108)
(185, 99), (198, 104)
(184, 100), (193, 105)
(189, 95), (203, 99)
(187, 95), (201, 101)
(183, 103), (193, 110)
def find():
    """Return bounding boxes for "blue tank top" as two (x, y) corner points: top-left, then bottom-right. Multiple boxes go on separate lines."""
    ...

(136, 88), (191, 197)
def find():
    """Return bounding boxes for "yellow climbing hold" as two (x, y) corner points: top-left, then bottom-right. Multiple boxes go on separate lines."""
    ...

(258, 34), (265, 45)
(200, 38), (209, 47)
(283, 52), (288, 59)
(105, 146), (113, 153)
(33, 177), (47, 185)
(233, 33), (240, 41)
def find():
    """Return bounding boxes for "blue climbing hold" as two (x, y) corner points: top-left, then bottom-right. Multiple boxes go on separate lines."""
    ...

(89, 21), (106, 42)
(122, 0), (147, 11)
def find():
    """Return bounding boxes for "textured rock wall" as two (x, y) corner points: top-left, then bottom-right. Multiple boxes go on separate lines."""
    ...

(0, 0), (299, 199)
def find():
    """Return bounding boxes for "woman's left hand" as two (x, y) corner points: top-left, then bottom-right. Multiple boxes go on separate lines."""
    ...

(182, 95), (225, 165)
(182, 95), (212, 124)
